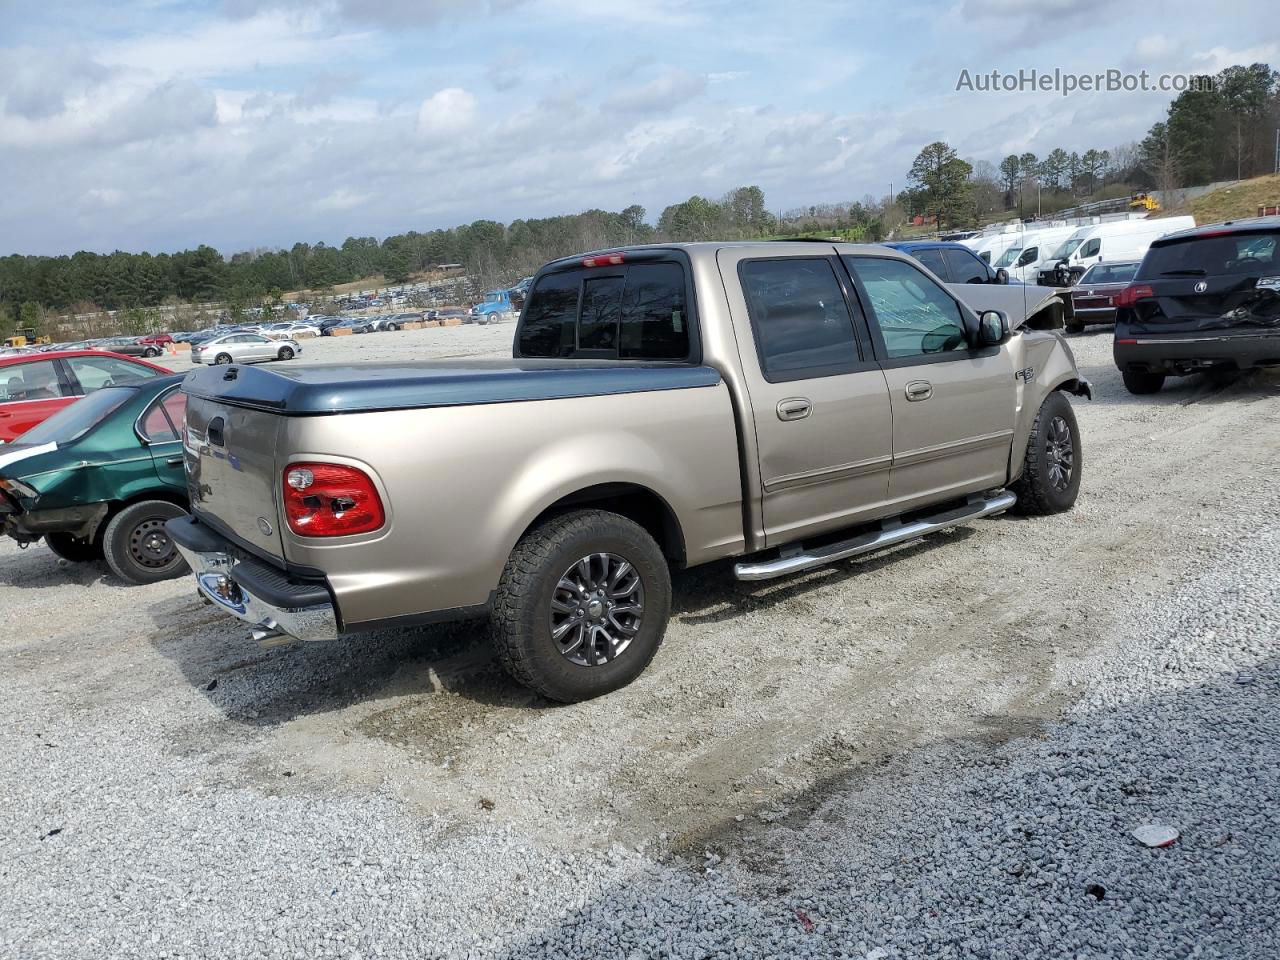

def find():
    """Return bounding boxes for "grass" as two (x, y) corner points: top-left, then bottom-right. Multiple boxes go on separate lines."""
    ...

(1159, 173), (1280, 224)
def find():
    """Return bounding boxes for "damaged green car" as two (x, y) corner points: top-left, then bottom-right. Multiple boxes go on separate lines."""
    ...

(0, 374), (190, 584)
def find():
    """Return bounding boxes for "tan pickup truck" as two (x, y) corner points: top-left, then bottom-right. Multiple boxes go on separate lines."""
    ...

(168, 242), (1089, 702)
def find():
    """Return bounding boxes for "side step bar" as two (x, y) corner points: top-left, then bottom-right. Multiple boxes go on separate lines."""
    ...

(734, 490), (1017, 582)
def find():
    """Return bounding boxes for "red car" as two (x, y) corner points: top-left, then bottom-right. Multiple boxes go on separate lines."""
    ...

(0, 350), (173, 444)
(138, 333), (175, 347)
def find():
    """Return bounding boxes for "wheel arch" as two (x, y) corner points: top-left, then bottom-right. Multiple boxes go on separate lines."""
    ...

(523, 483), (687, 567)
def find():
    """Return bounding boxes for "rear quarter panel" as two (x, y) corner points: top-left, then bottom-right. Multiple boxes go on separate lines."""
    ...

(279, 383), (745, 628)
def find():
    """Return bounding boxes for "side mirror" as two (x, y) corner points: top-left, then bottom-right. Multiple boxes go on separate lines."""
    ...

(995, 267), (1010, 285)
(976, 310), (1011, 347)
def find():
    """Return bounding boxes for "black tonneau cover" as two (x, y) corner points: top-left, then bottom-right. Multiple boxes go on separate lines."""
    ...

(181, 358), (722, 415)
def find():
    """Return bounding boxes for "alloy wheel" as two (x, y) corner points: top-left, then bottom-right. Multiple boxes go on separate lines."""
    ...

(549, 553), (644, 667)
(1045, 415), (1074, 490)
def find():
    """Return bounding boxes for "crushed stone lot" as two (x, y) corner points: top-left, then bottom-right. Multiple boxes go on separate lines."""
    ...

(2, 324), (1278, 959)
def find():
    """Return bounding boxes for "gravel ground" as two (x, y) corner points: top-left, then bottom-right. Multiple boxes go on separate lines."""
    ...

(2, 323), (1278, 958)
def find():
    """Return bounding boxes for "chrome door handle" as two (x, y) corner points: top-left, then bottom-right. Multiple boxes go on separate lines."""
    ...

(166, 455), (184, 466)
(776, 398), (811, 421)
(905, 380), (933, 402)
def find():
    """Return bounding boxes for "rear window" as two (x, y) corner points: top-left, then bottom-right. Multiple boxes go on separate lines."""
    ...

(1080, 262), (1139, 284)
(517, 262), (691, 360)
(1139, 230), (1280, 279)
(19, 387), (133, 445)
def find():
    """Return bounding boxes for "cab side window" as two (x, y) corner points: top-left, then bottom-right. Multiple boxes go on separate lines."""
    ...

(844, 257), (969, 360)
(1016, 246), (1039, 267)
(739, 258), (860, 381)
(1080, 238), (1101, 258)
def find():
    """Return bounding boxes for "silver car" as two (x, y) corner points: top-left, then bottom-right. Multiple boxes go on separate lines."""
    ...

(190, 333), (301, 365)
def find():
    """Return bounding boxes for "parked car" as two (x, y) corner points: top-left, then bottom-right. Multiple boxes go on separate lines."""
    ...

(882, 241), (1013, 285)
(0, 350), (172, 444)
(468, 289), (517, 324)
(138, 333), (175, 347)
(0, 374), (189, 583)
(1064, 261), (1141, 332)
(427, 308), (469, 323)
(1038, 216), (1197, 287)
(320, 318), (359, 335)
(97, 336), (166, 359)
(168, 241), (1089, 703)
(190, 333), (301, 365)
(263, 322), (322, 339)
(1113, 216), (1280, 394)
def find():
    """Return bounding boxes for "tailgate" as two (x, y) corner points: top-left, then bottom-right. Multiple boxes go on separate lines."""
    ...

(183, 395), (285, 561)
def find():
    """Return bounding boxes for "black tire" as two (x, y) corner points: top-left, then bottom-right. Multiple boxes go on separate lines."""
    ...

(45, 532), (102, 563)
(277, 346), (295, 360)
(1064, 319), (1085, 334)
(386, 324), (400, 332)
(490, 509), (671, 703)
(214, 353), (233, 365)
(102, 500), (189, 585)
(1010, 391), (1081, 516)
(1122, 369), (1165, 394)
(143, 347), (160, 358)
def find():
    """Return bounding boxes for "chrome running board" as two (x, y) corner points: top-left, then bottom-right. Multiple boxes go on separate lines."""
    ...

(734, 490), (1017, 581)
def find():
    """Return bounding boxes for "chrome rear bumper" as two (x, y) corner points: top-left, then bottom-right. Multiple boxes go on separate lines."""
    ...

(167, 517), (339, 642)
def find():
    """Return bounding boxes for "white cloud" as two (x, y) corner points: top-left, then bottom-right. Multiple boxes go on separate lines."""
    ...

(1190, 43), (1280, 73)
(416, 87), (476, 136)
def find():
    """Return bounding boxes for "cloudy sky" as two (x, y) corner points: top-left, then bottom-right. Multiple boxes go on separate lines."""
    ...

(0, 0), (1274, 255)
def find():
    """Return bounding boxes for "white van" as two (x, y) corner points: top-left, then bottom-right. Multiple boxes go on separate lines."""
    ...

(991, 227), (1080, 283)
(967, 228), (1030, 265)
(1037, 216), (1196, 285)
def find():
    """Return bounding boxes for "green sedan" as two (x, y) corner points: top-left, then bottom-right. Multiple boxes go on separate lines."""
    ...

(0, 374), (190, 584)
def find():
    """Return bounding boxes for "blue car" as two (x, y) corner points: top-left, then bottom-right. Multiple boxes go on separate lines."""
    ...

(882, 241), (1017, 286)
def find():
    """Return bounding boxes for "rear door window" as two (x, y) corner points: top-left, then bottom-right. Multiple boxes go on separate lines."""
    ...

(943, 248), (988, 283)
(138, 387), (185, 442)
(517, 261), (692, 360)
(739, 258), (861, 381)
(0, 360), (73, 402)
(912, 248), (949, 280)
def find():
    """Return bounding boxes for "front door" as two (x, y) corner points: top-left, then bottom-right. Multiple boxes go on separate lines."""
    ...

(842, 255), (1015, 511)
(717, 249), (893, 546)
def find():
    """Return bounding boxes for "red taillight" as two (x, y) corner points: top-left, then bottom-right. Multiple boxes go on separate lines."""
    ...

(582, 252), (625, 267)
(282, 462), (384, 537)
(1113, 283), (1155, 309)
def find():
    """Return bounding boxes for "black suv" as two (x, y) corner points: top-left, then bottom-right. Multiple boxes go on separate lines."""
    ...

(1113, 217), (1280, 394)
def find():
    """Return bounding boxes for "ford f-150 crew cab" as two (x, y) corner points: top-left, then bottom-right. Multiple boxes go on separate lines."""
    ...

(168, 242), (1090, 702)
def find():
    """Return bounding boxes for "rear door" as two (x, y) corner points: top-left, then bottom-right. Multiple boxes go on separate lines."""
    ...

(717, 249), (893, 545)
(843, 255), (1015, 510)
(136, 386), (189, 490)
(0, 359), (78, 442)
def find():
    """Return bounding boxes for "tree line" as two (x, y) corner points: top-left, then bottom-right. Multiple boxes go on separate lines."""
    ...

(4, 60), (1275, 333)
(900, 61), (1279, 229)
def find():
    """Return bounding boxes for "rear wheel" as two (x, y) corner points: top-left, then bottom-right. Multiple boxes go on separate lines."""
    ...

(143, 347), (160, 358)
(1065, 319), (1085, 334)
(214, 353), (233, 365)
(102, 500), (189, 585)
(45, 532), (102, 563)
(1011, 391), (1081, 516)
(1122, 369), (1165, 394)
(277, 346), (295, 360)
(490, 509), (671, 703)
